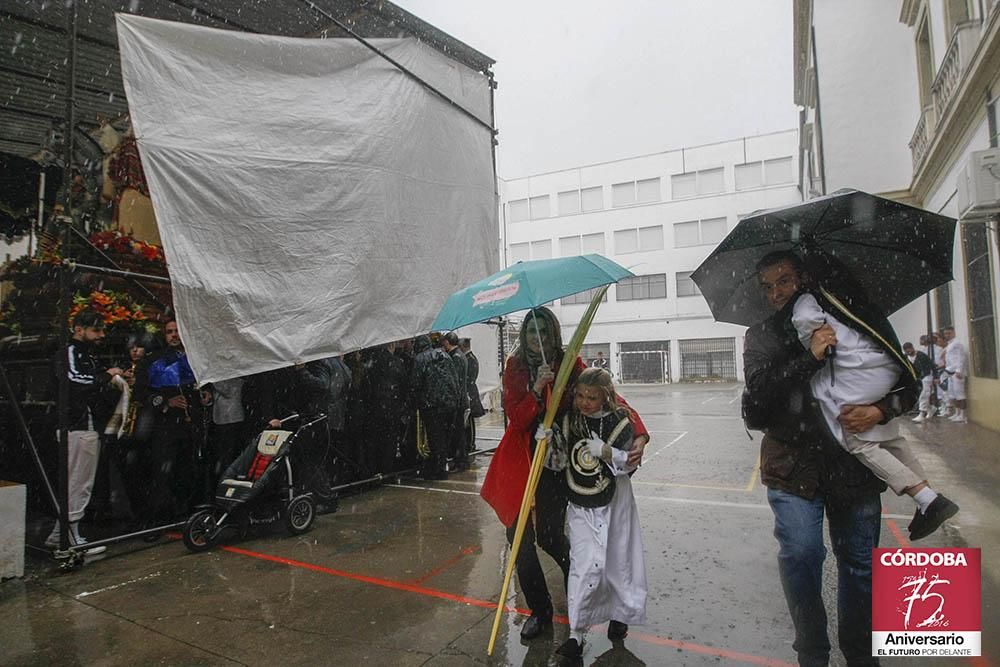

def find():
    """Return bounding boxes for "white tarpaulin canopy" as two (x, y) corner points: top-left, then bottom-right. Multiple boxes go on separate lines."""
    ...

(115, 14), (497, 384)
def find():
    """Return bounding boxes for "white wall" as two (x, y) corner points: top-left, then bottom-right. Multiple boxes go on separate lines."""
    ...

(813, 0), (922, 194)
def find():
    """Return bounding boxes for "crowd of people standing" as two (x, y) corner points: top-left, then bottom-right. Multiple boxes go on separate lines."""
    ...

(52, 310), (487, 552)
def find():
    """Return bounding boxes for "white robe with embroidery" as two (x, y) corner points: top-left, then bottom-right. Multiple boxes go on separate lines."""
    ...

(565, 447), (647, 632)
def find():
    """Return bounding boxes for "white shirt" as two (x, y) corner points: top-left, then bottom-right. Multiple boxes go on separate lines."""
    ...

(944, 339), (967, 376)
(792, 293), (901, 443)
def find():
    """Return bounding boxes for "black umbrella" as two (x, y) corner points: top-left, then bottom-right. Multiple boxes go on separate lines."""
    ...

(690, 189), (956, 327)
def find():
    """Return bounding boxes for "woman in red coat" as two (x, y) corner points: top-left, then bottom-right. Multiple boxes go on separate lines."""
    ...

(481, 307), (649, 640)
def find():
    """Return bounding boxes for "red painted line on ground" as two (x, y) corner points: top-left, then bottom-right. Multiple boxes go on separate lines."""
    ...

(220, 543), (524, 613)
(881, 507), (911, 548)
(217, 543), (796, 667)
(408, 545), (480, 585)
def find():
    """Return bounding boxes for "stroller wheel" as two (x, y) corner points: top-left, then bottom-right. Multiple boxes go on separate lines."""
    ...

(183, 509), (222, 552)
(285, 495), (316, 535)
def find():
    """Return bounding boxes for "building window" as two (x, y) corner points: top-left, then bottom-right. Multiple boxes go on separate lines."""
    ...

(673, 217), (728, 247)
(988, 94), (998, 148)
(531, 239), (552, 259)
(619, 340), (671, 384)
(612, 182), (637, 207)
(636, 178), (661, 203)
(675, 271), (701, 297)
(581, 232), (605, 254)
(735, 163), (763, 190)
(560, 235), (582, 256)
(962, 223), (998, 378)
(617, 274), (667, 301)
(936, 284), (953, 329)
(560, 233), (606, 256)
(509, 242), (530, 263)
(614, 229), (638, 254)
(671, 172), (697, 198)
(764, 157), (794, 184)
(915, 14), (934, 110)
(615, 226), (663, 254)
(671, 167), (725, 198)
(529, 195), (550, 220)
(561, 286), (609, 306)
(679, 337), (737, 381)
(581, 186), (603, 212)
(509, 199), (529, 223)
(735, 158), (794, 190)
(558, 190), (581, 216)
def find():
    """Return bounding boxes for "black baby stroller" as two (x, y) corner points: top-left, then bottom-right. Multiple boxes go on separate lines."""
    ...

(182, 414), (328, 552)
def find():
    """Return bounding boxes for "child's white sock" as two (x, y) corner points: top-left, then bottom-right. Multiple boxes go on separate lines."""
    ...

(570, 629), (585, 643)
(914, 487), (938, 513)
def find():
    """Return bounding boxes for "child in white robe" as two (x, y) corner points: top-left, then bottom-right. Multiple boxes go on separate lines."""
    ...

(791, 291), (958, 540)
(553, 368), (646, 663)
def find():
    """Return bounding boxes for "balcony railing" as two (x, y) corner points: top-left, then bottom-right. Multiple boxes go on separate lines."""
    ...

(909, 105), (936, 170)
(909, 20), (981, 173)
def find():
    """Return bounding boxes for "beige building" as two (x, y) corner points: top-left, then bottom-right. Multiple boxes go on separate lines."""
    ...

(794, 0), (1000, 430)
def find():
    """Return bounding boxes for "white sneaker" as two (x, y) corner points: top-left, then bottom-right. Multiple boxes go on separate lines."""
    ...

(912, 413), (927, 423)
(69, 523), (107, 555)
(73, 538), (107, 556)
(949, 413), (967, 423)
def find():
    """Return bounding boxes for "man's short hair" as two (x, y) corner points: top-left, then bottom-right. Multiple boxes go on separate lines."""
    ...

(756, 250), (804, 275)
(943, 326), (955, 333)
(443, 331), (459, 346)
(72, 309), (105, 330)
(903, 342), (914, 349)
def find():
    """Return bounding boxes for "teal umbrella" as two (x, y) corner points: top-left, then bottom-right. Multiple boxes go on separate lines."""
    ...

(431, 254), (634, 332)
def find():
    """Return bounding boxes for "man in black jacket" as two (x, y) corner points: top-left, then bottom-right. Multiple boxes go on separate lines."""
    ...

(743, 251), (918, 667)
(904, 339), (935, 423)
(46, 309), (124, 553)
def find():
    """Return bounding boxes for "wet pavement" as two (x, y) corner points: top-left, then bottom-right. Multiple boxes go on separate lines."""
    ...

(2, 383), (998, 666)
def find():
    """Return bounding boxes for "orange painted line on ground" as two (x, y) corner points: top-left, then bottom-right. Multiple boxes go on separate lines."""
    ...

(218, 543), (795, 667)
(408, 545), (480, 585)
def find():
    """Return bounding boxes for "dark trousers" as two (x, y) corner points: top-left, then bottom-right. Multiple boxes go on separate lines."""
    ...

(420, 407), (452, 477)
(142, 423), (201, 521)
(505, 467), (570, 618)
(210, 421), (246, 482)
(449, 408), (468, 470)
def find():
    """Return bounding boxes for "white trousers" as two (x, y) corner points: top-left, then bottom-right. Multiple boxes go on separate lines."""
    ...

(844, 435), (926, 496)
(63, 430), (101, 522)
(917, 376), (932, 414)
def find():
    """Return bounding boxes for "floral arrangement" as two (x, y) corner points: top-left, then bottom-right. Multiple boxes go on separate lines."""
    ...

(89, 229), (165, 264)
(68, 289), (158, 334)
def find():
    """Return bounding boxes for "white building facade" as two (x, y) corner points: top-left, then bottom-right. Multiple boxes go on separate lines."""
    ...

(795, 0), (1000, 430)
(499, 130), (802, 384)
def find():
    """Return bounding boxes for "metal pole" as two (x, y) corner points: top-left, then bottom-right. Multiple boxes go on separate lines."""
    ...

(61, 259), (171, 284)
(298, 0), (496, 135)
(56, 0), (79, 553)
(32, 171), (45, 257)
(0, 361), (59, 514)
(926, 292), (939, 410)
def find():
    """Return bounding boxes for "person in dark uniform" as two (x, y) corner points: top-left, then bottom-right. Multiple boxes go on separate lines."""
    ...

(441, 332), (469, 472)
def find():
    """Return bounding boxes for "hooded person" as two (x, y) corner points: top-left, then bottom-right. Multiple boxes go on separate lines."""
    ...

(408, 335), (461, 479)
(480, 307), (650, 641)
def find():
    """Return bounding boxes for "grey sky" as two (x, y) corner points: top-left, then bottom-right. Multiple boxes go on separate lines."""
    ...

(395, 0), (799, 178)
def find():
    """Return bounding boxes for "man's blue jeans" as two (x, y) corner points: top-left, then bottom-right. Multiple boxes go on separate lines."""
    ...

(767, 487), (882, 667)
